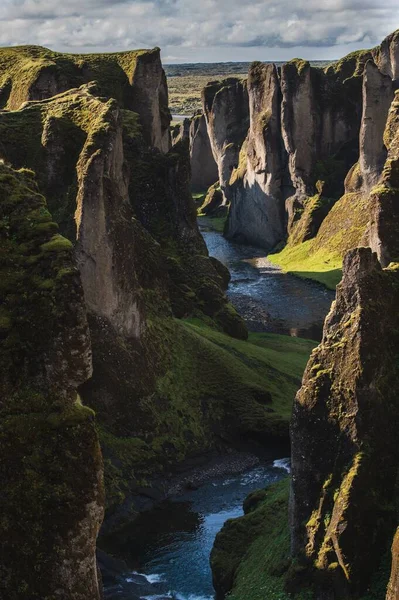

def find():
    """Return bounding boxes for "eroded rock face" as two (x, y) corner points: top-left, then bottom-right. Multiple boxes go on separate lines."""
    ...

(203, 78), (249, 199)
(203, 31), (399, 251)
(369, 89), (399, 266)
(0, 165), (104, 600)
(190, 112), (218, 191)
(226, 63), (285, 248)
(359, 60), (394, 192)
(172, 117), (191, 145)
(290, 247), (399, 598)
(373, 29), (399, 82)
(130, 49), (171, 152)
(0, 76), (249, 532)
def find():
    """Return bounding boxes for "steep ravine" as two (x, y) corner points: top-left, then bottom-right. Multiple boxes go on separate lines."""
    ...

(100, 220), (332, 600)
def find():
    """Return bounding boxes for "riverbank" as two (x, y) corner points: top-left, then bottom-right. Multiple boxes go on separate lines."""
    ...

(199, 216), (334, 340)
(101, 456), (291, 600)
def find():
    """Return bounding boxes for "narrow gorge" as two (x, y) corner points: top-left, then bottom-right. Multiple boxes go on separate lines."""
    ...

(0, 24), (398, 600)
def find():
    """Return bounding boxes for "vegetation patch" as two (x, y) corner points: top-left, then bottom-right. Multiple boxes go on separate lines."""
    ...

(270, 190), (371, 289)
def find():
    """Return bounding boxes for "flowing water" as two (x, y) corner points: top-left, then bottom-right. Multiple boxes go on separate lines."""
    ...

(199, 217), (335, 341)
(103, 221), (335, 599)
(104, 459), (291, 600)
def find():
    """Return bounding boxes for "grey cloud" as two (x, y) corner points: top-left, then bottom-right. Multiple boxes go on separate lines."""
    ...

(0, 0), (398, 60)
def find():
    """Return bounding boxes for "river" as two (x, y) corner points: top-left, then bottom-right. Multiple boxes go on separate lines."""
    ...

(199, 217), (334, 341)
(103, 219), (335, 600)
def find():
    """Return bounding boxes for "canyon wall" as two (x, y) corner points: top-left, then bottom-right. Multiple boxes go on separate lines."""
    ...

(0, 165), (104, 599)
(202, 31), (399, 257)
(210, 31), (399, 600)
(0, 46), (285, 572)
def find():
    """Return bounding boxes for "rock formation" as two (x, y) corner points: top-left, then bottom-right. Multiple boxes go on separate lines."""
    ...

(0, 164), (104, 600)
(210, 29), (399, 600)
(226, 63), (285, 247)
(172, 117), (191, 145)
(0, 45), (171, 152)
(0, 46), (296, 567)
(202, 78), (249, 200)
(199, 182), (226, 217)
(201, 32), (399, 254)
(190, 112), (218, 191)
(290, 247), (399, 597)
(358, 60), (394, 192)
(289, 50), (399, 600)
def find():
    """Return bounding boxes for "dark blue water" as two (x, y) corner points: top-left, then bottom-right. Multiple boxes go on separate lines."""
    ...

(199, 217), (334, 341)
(110, 459), (290, 600)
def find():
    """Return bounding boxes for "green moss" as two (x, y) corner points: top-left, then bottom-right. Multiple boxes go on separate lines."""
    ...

(0, 162), (103, 599)
(230, 138), (248, 185)
(96, 318), (315, 513)
(211, 479), (295, 600)
(0, 44), (156, 110)
(288, 58), (310, 75)
(270, 188), (371, 289)
(40, 234), (73, 253)
(269, 240), (342, 289)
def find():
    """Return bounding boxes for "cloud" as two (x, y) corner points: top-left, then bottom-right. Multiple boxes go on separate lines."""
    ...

(0, 0), (398, 60)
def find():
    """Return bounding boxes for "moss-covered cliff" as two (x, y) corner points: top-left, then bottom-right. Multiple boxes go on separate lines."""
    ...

(0, 164), (104, 599)
(0, 44), (311, 546)
(200, 30), (399, 292)
(210, 32), (399, 600)
(0, 44), (171, 151)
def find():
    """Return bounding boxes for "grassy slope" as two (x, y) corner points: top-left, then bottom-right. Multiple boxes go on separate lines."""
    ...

(101, 319), (316, 510)
(268, 240), (342, 290)
(269, 191), (371, 290)
(185, 320), (316, 423)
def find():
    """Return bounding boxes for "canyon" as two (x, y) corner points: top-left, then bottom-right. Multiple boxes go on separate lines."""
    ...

(0, 27), (398, 600)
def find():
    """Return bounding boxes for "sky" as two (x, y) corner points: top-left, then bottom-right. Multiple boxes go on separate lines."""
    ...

(1, 0), (399, 63)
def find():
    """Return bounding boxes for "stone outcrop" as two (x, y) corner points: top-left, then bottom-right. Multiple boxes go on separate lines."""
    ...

(172, 117), (190, 145)
(190, 112), (218, 191)
(201, 32), (399, 252)
(290, 247), (399, 597)
(202, 78), (249, 200)
(226, 63), (285, 247)
(0, 45), (171, 153)
(373, 29), (399, 82)
(369, 89), (399, 266)
(199, 182), (225, 217)
(0, 164), (104, 600)
(358, 60), (394, 192)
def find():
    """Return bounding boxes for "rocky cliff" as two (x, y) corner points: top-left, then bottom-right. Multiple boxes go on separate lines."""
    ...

(0, 45), (300, 561)
(201, 31), (399, 263)
(290, 247), (399, 598)
(190, 111), (218, 191)
(0, 164), (104, 599)
(202, 78), (249, 202)
(210, 30), (399, 600)
(0, 45), (171, 152)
